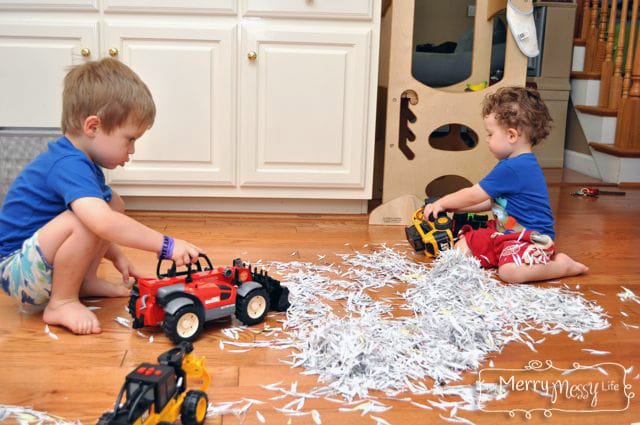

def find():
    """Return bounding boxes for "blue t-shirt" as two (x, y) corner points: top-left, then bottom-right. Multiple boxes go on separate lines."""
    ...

(0, 136), (112, 258)
(479, 153), (555, 239)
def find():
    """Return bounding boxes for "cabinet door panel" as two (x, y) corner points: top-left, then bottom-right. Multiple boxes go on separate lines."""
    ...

(243, 0), (373, 20)
(105, 22), (236, 188)
(241, 25), (372, 189)
(0, 0), (97, 10)
(103, 0), (235, 15)
(0, 21), (98, 127)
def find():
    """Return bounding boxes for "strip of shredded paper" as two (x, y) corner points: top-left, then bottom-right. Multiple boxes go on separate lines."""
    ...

(0, 405), (78, 425)
(206, 246), (610, 423)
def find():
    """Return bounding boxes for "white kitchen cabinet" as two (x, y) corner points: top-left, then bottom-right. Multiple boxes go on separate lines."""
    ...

(0, 20), (98, 127)
(240, 24), (372, 192)
(104, 21), (237, 188)
(0, 1), (381, 207)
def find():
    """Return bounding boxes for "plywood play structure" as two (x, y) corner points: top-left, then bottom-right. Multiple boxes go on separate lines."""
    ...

(370, 0), (531, 225)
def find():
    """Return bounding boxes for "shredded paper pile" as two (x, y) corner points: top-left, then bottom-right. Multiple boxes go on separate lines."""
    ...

(271, 248), (609, 398)
(209, 246), (610, 422)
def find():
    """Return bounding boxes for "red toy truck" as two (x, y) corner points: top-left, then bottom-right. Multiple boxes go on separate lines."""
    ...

(128, 255), (290, 343)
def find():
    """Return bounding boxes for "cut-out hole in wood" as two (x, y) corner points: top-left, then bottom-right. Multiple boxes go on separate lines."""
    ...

(489, 12), (507, 84)
(426, 175), (473, 198)
(411, 1), (475, 87)
(398, 91), (419, 160)
(411, 3), (507, 88)
(429, 124), (478, 151)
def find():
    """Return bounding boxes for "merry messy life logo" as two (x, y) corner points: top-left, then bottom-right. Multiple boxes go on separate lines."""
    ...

(477, 360), (635, 419)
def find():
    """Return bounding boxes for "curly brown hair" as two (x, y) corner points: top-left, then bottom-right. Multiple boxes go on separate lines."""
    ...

(481, 86), (552, 146)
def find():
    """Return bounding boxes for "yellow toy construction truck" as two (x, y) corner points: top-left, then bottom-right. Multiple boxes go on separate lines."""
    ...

(98, 342), (210, 425)
(405, 195), (489, 257)
(405, 208), (454, 257)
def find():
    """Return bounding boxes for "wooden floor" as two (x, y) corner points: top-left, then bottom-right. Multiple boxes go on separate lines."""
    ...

(1, 172), (639, 425)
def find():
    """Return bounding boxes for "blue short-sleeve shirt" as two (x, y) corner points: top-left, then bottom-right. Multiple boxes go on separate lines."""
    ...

(479, 153), (555, 239)
(0, 136), (112, 257)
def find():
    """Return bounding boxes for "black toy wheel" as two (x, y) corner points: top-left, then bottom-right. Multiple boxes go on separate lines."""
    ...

(236, 287), (269, 325)
(97, 412), (115, 425)
(405, 226), (425, 252)
(162, 304), (204, 343)
(181, 390), (208, 425)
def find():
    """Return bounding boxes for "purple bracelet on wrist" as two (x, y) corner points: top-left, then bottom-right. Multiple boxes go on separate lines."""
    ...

(159, 235), (175, 260)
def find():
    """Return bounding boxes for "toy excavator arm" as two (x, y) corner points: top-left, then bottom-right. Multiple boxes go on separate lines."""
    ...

(182, 353), (211, 392)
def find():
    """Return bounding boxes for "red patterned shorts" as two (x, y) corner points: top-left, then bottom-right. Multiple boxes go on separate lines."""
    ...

(459, 221), (555, 268)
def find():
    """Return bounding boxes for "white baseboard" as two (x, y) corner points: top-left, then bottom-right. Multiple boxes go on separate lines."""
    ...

(590, 148), (640, 183)
(122, 196), (369, 214)
(563, 149), (602, 180)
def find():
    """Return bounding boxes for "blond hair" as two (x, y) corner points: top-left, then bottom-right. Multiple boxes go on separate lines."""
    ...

(481, 86), (552, 146)
(61, 58), (155, 135)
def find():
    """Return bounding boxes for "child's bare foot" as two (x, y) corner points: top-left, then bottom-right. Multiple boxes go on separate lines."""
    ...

(554, 253), (589, 276)
(43, 299), (101, 335)
(80, 277), (130, 298)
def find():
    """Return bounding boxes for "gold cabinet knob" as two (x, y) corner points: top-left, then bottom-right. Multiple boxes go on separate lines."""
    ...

(80, 48), (91, 57)
(109, 47), (119, 57)
(247, 51), (257, 61)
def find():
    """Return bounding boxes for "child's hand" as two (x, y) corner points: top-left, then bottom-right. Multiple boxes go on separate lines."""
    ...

(112, 253), (141, 286)
(171, 239), (202, 266)
(423, 201), (445, 221)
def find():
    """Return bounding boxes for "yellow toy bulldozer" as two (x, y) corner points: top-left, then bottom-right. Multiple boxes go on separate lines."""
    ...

(405, 207), (455, 257)
(405, 197), (489, 257)
(98, 342), (210, 425)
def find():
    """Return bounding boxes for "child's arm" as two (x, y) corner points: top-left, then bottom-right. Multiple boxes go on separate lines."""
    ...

(424, 184), (490, 218)
(456, 199), (492, 213)
(70, 197), (201, 265)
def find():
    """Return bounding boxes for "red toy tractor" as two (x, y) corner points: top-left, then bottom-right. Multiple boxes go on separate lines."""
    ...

(128, 255), (290, 344)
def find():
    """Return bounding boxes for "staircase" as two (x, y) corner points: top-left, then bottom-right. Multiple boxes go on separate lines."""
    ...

(569, 0), (640, 184)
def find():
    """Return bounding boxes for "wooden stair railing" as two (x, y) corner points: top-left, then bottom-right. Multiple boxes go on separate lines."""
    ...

(609, 0), (630, 109)
(575, 0), (640, 152)
(581, 0), (592, 40)
(614, 27), (640, 151)
(599, 0), (617, 106)
(594, 0), (609, 72)
(585, 0), (600, 70)
(618, 0), (639, 119)
(576, 0), (590, 41)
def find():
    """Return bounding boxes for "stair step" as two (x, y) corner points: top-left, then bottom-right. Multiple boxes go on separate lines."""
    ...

(573, 38), (586, 47)
(590, 142), (640, 157)
(570, 70), (601, 80)
(575, 105), (618, 116)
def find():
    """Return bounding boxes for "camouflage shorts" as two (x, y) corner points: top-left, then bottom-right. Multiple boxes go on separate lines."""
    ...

(0, 232), (53, 308)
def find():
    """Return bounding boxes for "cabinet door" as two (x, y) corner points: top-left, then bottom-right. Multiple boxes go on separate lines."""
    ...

(240, 24), (373, 193)
(0, 20), (98, 127)
(104, 22), (236, 190)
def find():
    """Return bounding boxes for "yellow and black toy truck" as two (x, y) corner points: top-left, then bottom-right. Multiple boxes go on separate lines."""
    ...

(98, 342), (209, 425)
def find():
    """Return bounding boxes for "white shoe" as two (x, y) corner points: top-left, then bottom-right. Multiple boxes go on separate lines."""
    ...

(506, 0), (540, 58)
